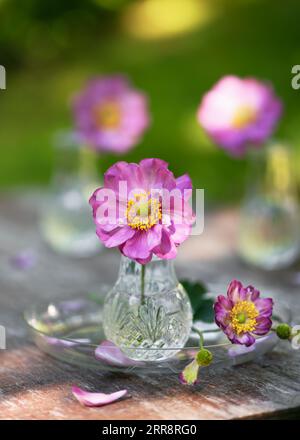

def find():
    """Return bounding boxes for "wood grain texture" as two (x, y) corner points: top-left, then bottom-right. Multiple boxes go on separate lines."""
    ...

(1, 191), (300, 420)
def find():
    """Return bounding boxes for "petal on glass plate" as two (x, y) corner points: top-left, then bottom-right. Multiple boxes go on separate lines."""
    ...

(46, 337), (90, 348)
(228, 333), (278, 363)
(95, 340), (143, 367)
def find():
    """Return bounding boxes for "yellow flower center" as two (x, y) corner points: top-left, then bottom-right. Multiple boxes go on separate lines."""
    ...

(230, 300), (259, 335)
(126, 192), (162, 231)
(93, 101), (121, 129)
(232, 106), (257, 129)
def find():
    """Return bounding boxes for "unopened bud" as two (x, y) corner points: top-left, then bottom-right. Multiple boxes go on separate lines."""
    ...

(196, 348), (213, 366)
(276, 323), (291, 340)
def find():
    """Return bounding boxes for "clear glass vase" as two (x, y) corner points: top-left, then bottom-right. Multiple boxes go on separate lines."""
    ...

(103, 256), (193, 361)
(238, 141), (299, 269)
(40, 131), (101, 257)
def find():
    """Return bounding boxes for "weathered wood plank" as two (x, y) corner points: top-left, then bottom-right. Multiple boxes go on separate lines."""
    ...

(1, 192), (300, 420)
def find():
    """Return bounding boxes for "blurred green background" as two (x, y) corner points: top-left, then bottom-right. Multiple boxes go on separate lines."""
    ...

(1, 0), (300, 203)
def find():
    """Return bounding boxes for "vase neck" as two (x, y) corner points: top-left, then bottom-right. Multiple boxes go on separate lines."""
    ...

(117, 256), (178, 297)
(52, 130), (99, 190)
(246, 142), (296, 200)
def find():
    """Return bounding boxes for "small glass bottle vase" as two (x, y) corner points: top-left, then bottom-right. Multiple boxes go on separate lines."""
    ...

(238, 141), (299, 269)
(103, 256), (193, 362)
(40, 131), (101, 257)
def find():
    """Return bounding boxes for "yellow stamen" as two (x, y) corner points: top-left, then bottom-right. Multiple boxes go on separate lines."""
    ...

(232, 106), (257, 129)
(126, 192), (162, 231)
(93, 101), (121, 129)
(230, 300), (258, 335)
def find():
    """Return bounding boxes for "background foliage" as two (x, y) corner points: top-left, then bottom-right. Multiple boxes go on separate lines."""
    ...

(0, 0), (300, 203)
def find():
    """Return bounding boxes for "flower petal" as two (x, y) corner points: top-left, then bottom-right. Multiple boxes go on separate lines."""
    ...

(10, 250), (37, 270)
(145, 224), (162, 250)
(242, 285), (260, 301)
(102, 226), (136, 248)
(46, 337), (90, 348)
(227, 280), (243, 303)
(214, 296), (232, 330)
(214, 309), (230, 330)
(252, 317), (272, 335)
(169, 222), (192, 245)
(179, 359), (199, 385)
(231, 332), (256, 347)
(71, 386), (127, 407)
(95, 340), (142, 367)
(254, 298), (274, 318)
(216, 295), (232, 311)
(135, 255), (153, 265)
(176, 173), (193, 200)
(121, 231), (152, 260)
(139, 158), (168, 174)
(153, 228), (177, 260)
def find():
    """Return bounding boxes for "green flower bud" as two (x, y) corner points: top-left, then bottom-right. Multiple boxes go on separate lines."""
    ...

(196, 348), (213, 366)
(276, 323), (291, 340)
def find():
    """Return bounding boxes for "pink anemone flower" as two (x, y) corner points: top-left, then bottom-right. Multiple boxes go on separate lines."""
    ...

(214, 280), (273, 346)
(197, 75), (282, 156)
(73, 75), (150, 153)
(89, 158), (195, 264)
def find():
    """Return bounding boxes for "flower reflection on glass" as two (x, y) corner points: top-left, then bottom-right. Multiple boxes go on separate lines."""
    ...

(197, 75), (282, 156)
(214, 280), (273, 346)
(73, 75), (150, 153)
(89, 158), (195, 264)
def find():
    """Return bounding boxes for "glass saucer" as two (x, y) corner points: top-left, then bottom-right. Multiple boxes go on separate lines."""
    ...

(24, 298), (290, 375)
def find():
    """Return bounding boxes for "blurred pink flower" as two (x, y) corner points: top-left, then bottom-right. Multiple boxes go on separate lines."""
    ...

(89, 158), (195, 264)
(197, 75), (282, 156)
(73, 75), (150, 153)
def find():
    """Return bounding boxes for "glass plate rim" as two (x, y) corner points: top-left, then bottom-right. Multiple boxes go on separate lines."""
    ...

(23, 297), (291, 351)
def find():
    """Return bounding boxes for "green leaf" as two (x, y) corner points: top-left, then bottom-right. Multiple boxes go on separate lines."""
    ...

(180, 279), (214, 323)
(88, 292), (105, 305)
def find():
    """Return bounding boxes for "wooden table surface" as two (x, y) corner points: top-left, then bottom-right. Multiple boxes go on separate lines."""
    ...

(1, 191), (300, 420)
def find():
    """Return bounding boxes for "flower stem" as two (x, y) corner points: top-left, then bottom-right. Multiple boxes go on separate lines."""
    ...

(141, 264), (146, 305)
(200, 328), (221, 333)
(191, 326), (221, 349)
(79, 146), (97, 182)
(192, 326), (221, 335)
(192, 327), (205, 349)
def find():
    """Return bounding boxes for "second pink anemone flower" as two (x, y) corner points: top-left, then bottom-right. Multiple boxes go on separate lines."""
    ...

(197, 75), (282, 157)
(214, 280), (273, 346)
